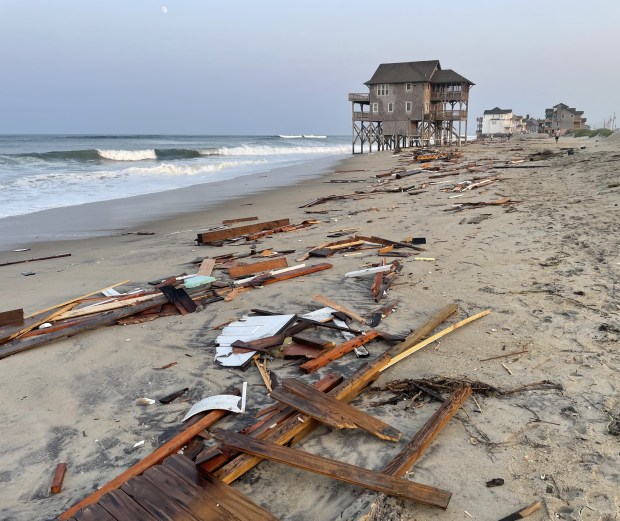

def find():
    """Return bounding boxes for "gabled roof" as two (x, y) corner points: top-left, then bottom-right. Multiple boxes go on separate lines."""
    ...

(483, 107), (512, 115)
(431, 69), (474, 85)
(365, 60), (440, 85)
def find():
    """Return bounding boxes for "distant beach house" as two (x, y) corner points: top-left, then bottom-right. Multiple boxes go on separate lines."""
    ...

(544, 103), (587, 133)
(478, 108), (532, 137)
(348, 60), (474, 153)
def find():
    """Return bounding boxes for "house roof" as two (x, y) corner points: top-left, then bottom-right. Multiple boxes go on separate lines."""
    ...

(431, 69), (474, 85)
(365, 60), (440, 85)
(483, 107), (512, 115)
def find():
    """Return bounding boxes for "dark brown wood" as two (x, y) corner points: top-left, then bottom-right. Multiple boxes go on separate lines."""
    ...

(159, 387), (189, 404)
(274, 378), (401, 441)
(308, 248), (335, 257)
(73, 503), (117, 521)
(0, 308), (23, 328)
(228, 258), (288, 279)
(382, 385), (471, 477)
(245, 263), (332, 287)
(213, 304), (459, 484)
(355, 235), (425, 252)
(142, 465), (238, 521)
(50, 462), (67, 494)
(164, 455), (279, 521)
(197, 219), (290, 244)
(0, 252), (71, 267)
(0, 296), (169, 360)
(59, 407), (232, 520)
(121, 476), (201, 521)
(98, 489), (158, 521)
(299, 330), (380, 374)
(498, 500), (542, 521)
(158, 285), (197, 315)
(282, 343), (322, 359)
(210, 429), (451, 510)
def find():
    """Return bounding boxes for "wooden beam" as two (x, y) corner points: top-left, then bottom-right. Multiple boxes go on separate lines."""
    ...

(50, 463), (68, 494)
(197, 219), (290, 244)
(312, 294), (366, 324)
(498, 501), (542, 521)
(228, 258), (288, 279)
(382, 384), (471, 477)
(209, 429), (451, 510)
(381, 310), (491, 371)
(0, 308), (23, 328)
(272, 378), (401, 441)
(196, 259), (215, 277)
(245, 263), (332, 287)
(299, 330), (380, 374)
(0, 252), (71, 267)
(222, 216), (258, 225)
(59, 405), (235, 520)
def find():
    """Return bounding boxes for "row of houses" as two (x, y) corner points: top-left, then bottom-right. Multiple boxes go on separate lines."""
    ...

(476, 103), (588, 137)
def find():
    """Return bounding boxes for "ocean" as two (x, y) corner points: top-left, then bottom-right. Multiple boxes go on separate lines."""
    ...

(0, 134), (350, 220)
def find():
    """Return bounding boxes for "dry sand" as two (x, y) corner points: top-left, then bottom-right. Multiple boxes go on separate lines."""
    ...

(0, 134), (618, 520)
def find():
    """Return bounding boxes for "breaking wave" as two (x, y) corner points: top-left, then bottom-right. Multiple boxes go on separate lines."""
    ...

(201, 144), (350, 156)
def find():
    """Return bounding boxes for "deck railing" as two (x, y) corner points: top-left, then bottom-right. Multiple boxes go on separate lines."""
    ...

(429, 109), (468, 120)
(349, 93), (370, 102)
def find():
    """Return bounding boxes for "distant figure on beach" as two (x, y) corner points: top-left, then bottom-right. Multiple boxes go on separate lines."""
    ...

(554, 129), (560, 143)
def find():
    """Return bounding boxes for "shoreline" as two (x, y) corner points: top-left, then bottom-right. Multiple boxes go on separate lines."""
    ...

(1, 135), (619, 520)
(0, 154), (348, 251)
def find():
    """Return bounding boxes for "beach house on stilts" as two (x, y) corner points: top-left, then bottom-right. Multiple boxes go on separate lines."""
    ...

(348, 60), (474, 153)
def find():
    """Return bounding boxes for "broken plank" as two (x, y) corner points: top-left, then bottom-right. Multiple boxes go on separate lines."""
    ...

(50, 463), (68, 494)
(197, 219), (290, 244)
(245, 263), (332, 287)
(312, 294), (366, 324)
(158, 285), (198, 315)
(276, 378), (401, 441)
(299, 330), (380, 374)
(98, 489), (158, 521)
(498, 500), (542, 521)
(164, 455), (279, 521)
(290, 333), (334, 349)
(59, 405), (234, 520)
(382, 385), (471, 477)
(196, 259), (216, 277)
(0, 252), (71, 267)
(209, 429), (451, 509)
(0, 308), (24, 328)
(228, 258), (288, 279)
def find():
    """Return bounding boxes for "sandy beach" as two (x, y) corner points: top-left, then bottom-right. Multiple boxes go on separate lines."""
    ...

(1, 134), (619, 520)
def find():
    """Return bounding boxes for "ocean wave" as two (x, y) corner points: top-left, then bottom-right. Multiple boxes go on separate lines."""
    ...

(97, 149), (157, 161)
(201, 144), (350, 156)
(123, 159), (266, 176)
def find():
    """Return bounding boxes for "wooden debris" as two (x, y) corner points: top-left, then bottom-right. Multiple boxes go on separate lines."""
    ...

(228, 258), (288, 279)
(253, 355), (272, 393)
(245, 220), (318, 241)
(196, 258), (215, 276)
(272, 378), (401, 441)
(0, 252), (71, 267)
(158, 285), (198, 315)
(299, 330), (380, 374)
(312, 294), (366, 324)
(50, 463), (67, 494)
(382, 385), (471, 476)
(59, 405), (235, 519)
(209, 429), (451, 509)
(197, 218), (290, 244)
(159, 388), (189, 404)
(290, 332), (334, 349)
(244, 263), (332, 287)
(281, 343), (322, 359)
(0, 309), (24, 328)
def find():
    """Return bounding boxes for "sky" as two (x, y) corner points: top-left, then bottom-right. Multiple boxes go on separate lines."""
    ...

(1, 0), (618, 135)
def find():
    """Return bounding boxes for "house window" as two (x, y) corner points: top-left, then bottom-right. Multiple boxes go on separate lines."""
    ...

(425, 102), (429, 113)
(561, 114), (565, 119)
(405, 83), (412, 91)
(405, 101), (412, 113)
(372, 103), (378, 113)
(377, 84), (389, 96)
(387, 102), (393, 113)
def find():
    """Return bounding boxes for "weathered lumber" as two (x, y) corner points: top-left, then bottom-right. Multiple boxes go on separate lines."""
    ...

(0, 252), (71, 267)
(196, 258), (215, 276)
(213, 304), (459, 483)
(245, 220), (317, 241)
(274, 378), (401, 441)
(6, 303), (77, 343)
(498, 500), (542, 521)
(164, 455), (279, 521)
(290, 332), (334, 349)
(97, 489), (157, 520)
(53, 294), (161, 321)
(245, 263), (332, 287)
(355, 235), (425, 252)
(382, 310), (491, 371)
(51, 463), (67, 494)
(59, 407), (233, 519)
(158, 285), (198, 315)
(382, 384), (471, 476)
(72, 503), (116, 521)
(299, 330), (381, 374)
(0, 308), (23, 327)
(197, 219), (290, 244)
(312, 294), (366, 324)
(228, 258), (288, 279)
(25, 280), (130, 318)
(210, 429), (451, 509)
